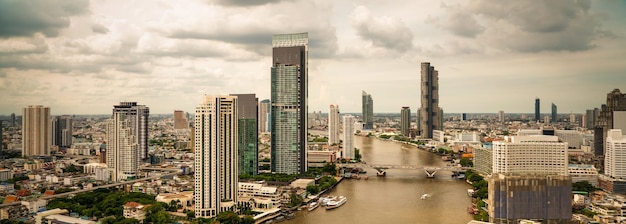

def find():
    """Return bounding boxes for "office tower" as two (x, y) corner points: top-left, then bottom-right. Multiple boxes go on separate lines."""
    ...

(535, 98), (540, 122)
(605, 129), (626, 179)
(570, 112), (576, 124)
(400, 107), (411, 137)
(230, 94), (258, 176)
(194, 95), (239, 218)
(586, 109), (595, 128)
(112, 102), (149, 160)
(270, 33), (308, 174)
(10, 113), (15, 127)
(259, 99), (270, 133)
(419, 62), (441, 138)
(489, 135), (571, 223)
(106, 113), (139, 181)
(594, 89), (626, 156)
(328, 104), (340, 145)
(22, 105), (51, 156)
(52, 115), (72, 148)
(498, 110), (504, 123)
(614, 111), (626, 132)
(174, 110), (189, 129)
(190, 127), (195, 153)
(342, 115), (355, 159)
(362, 91), (374, 130)
(551, 103), (557, 123)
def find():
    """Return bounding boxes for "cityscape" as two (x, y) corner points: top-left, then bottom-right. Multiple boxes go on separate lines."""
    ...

(1, 1), (626, 224)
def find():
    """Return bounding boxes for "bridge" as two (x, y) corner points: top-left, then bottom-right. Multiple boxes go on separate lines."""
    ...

(338, 163), (467, 178)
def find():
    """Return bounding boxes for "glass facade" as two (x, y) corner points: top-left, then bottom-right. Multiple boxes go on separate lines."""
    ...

(271, 65), (303, 174)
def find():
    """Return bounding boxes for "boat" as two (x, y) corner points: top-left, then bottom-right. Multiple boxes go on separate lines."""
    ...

(325, 196), (347, 210)
(307, 201), (320, 211)
(376, 170), (386, 176)
(319, 196), (338, 206)
(421, 194), (428, 200)
(467, 189), (475, 197)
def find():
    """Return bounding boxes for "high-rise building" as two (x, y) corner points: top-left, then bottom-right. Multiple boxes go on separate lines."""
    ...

(419, 62), (441, 138)
(586, 109), (596, 129)
(52, 115), (72, 148)
(342, 115), (355, 159)
(400, 107), (410, 137)
(535, 98), (540, 122)
(498, 110), (504, 123)
(328, 104), (340, 145)
(230, 94), (258, 176)
(605, 129), (626, 179)
(570, 112), (576, 124)
(22, 105), (51, 156)
(259, 99), (270, 133)
(113, 102), (149, 160)
(492, 135), (568, 175)
(362, 91), (373, 130)
(194, 95), (239, 218)
(594, 89), (626, 156)
(551, 103), (557, 123)
(270, 33), (308, 174)
(461, 113), (467, 121)
(174, 110), (189, 129)
(106, 113), (139, 181)
(10, 113), (15, 127)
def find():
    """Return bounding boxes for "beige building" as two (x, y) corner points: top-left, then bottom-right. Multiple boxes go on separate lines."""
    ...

(123, 201), (146, 221)
(174, 110), (189, 129)
(22, 105), (51, 156)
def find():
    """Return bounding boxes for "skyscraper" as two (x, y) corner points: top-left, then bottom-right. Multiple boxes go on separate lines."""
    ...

(400, 107), (411, 137)
(342, 115), (355, 159)
(259, 99), (270, 133)
(605, 129), (626, 179)
(535, 98), (540, 122)
(52, 115), (72, 148)
(174, 110), (189, 129)
(498, 110), (504, 123)
(419, 62), (441, 139)
(362, 91), (373, 129)
(106, 113), (139, 181)
(586, 109), (596, 129)
(22, 105), (51, 156)
(594, 89), (626, 156)
(230, 94), (258, 176)
(328, 104), (340, 145)
(113, 102), (149, 160)
(270, 33), (308, 174)
(194, 95), (239, 218)
(10, 113), (15, 127)
(551, 103), (557, 123)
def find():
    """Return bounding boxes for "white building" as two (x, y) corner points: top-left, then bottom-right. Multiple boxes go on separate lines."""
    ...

(433, 130), (445, 143)
(328, 104), (340, 145)
(605, 129), (626, 179)
(123, 202), (146, 221)
(569, 164), (599, 186)
(342, 115), (355, 159)
(195, 95), (239, 218)
(106, 113), (139, 181)
(492, 135), (568, 176)
(555, 130), (583, 149)
(238, 182), (281, 209)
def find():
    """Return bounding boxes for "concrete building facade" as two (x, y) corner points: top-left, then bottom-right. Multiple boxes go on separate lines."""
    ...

(342, 115), (355, 159)
(112, 102), (149, 160)
(106, 113), (139, 181)
(22, 105), (51, 156)
(419, 62), (441, 138)
(52, 115), (72, 148)
(400, 107), (411, 137)
(328, 104), (340, 145)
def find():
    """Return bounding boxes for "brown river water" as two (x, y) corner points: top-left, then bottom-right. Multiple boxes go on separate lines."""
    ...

(283, 135), (474, 224)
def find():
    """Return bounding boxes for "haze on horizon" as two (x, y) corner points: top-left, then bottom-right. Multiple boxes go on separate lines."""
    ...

(1, 0), (625, 115)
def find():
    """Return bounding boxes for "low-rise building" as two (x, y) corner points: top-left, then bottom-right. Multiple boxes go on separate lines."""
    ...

(43, 214), (96, 224)
(123, 201), (146, 221)
(307, 150), (337, 164)
(569, 164), (599, 186)
(155, 191), (194, 210)
(238, 182), (281, 210)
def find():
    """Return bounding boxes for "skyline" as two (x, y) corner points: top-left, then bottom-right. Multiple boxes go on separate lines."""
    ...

(1, 0), (626, 114)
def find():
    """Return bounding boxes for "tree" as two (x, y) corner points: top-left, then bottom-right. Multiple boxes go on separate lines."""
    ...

(573, 181), (598, 192)
(459, 158), (473, 167)
(288, 193), (304, 207)
(186, 210), (195, 219)
(259, 164), (270, 170)
(354, 148), (361, 161)
(306, 185), (320, 195)
(322, 163), (336, 173)
(242, 215), (255, 224)
(216, 211), (240, 224)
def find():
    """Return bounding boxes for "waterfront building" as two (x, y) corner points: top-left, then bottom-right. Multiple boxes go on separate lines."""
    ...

(419, 62), (442, 138)
(270, 33), (308, 174)
(259, 99), (270, 133)
(174, 110), (189, 129)
(106, 112), (139, 181)
(551, 103), (557, 123)
(342, 115), (355, 159)
(112, 102), (149, 160)
(194, 95), (239, 218)
(535, 98), (540, 122)
(238, 182), (281, 210)
(230, 94), (258, 176)
(22, 105), (51, 156)
(474, 146), (493, 176)
(328, 104), (340, 145)
(432, 130), (444, 143)
(307, 150), (337, 164)
(594, 89), (626, 157)
(52, 115), (72, 148)
(488, 174), (572, 223)
(492, 135), (568, 176)
(362, 91), (374, 130)
(498, 110), (504, 123)
(568, 164), (599, 186)
(400, 107), (410, 137)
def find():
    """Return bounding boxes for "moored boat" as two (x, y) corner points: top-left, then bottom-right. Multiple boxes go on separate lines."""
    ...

(325, 196), (347, 210)
(307, 201), (320, 211)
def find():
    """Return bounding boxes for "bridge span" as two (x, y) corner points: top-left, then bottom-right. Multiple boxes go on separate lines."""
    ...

(338, 163), (467, 178)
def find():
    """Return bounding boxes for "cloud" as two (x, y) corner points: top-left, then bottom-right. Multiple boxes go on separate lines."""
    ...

(0, 0), (89, 38)
(438, 9), (485, 38)
(350, 5), (414, 52)
(91, 24), (110, 34)
(210, 0), (286, 7)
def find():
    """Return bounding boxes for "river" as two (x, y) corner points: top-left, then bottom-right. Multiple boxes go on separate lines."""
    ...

(284, 135), (474, 224)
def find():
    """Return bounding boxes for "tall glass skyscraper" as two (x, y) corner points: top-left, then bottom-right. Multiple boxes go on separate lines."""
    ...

(419, 62), (441, 138)
(535, 98), (540, 122)
(362, 91), (373, 129)
(551, 103), (557, 123)
(270, 33), (308, 174)
(230, 94), (258, 176)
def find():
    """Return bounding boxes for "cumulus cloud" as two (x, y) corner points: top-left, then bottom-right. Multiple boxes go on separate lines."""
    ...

(91, 24), (110, 34)
(0, 0), (89, 37)
(211, 0), (286, 7)
(439, 10), (485, 38)
(350, 5), (414, 52)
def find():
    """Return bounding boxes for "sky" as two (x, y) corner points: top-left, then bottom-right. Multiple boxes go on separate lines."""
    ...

(0, 0), (625, 115)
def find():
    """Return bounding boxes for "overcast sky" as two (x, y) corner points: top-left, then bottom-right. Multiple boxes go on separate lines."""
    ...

(1, 0), (625, 115)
